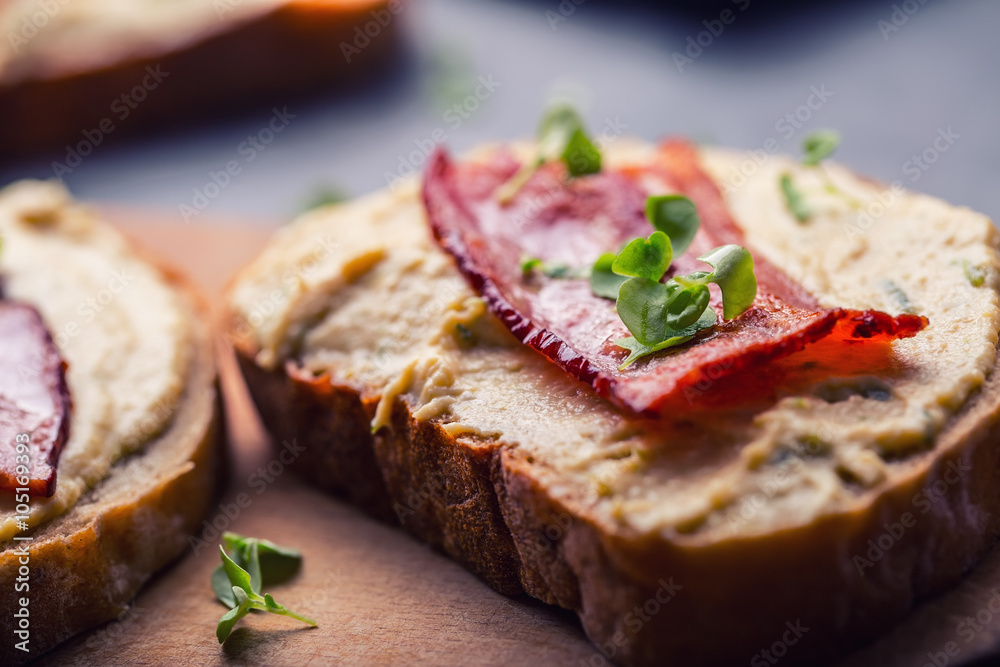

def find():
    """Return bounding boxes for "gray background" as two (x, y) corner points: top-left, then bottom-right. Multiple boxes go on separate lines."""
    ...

(2, 0), (997, 226)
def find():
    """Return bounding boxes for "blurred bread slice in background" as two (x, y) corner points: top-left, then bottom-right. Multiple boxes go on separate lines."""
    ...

(0, 0), (403, 161)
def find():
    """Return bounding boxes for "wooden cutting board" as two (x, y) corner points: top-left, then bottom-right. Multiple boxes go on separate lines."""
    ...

(38, 209), (1000, 666)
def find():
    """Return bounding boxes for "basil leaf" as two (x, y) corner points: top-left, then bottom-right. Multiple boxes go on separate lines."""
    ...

(590, 253), (629, 299)
(802, 130), (840, 166)
(612, 232), (672, 282)
(698, 245), (757, 320)
(780, 173), (810, 223)
(616, 278), (677, 346)
(646, 195), (700, 256)
(562, 129), (601, 177)
(666, 284), (711, 330)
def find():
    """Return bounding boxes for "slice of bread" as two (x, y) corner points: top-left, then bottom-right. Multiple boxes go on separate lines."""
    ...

(0, 0), (399, 160)
(226, 141), (1000, 665)
(0, 181), (221, 663)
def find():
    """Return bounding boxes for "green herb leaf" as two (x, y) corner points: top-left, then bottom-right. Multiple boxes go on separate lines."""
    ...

(615, 334), (694, 370)
(673, 271), (712, 288)
(562, 129), (601, 177)
(220, 546), (254, 598)
(615, 307), (717, 369)
(698, 245), (757, 320)
(498, 104), (600, 203)
(538, 104), (586, 161)
(666, 284), (711, 330)
(215, 532), (303, 602)
(590, 253), (629, 299)
(964, 260), (986, 287)
(300, 186), (348, 214)
(879, 279), (915, 314)
(645, 195), (700, 256)
(521, 257), (589, 280)
(244, 539), (263, 595)
(211, 564), (237, 607)
(780, 173), (810, 223)
(217, 587), (252, 643)
(612, 232), (672, 282)
(214, 537), (316, 643)
(802, 130), (840, 166)
(616, 278), (678, 346)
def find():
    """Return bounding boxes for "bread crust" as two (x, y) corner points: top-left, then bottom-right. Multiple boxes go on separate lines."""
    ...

(232, 331), (1000, 665)
(0, 275), (222, 664)
(0, 0), (399, 160)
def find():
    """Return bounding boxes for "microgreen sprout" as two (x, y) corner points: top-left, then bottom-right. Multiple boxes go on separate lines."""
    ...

(212, 533), (314, 643)
(496, 104), (601, 203)
(587, 195), (758, 368)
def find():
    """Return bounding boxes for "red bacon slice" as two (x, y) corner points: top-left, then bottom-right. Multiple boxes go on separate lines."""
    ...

(422, 142), (926, 415)
(0, 302), (71, 497)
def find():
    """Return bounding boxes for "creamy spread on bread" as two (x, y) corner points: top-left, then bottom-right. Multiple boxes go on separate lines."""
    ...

(0, 181), (191, 541)
(229, 142), (1000, 540)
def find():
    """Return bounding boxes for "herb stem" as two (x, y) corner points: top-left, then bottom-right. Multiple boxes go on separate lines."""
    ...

(496, 159), (540, 204)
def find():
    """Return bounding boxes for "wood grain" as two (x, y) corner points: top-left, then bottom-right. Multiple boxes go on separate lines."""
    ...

(37, 209), (1000, 666)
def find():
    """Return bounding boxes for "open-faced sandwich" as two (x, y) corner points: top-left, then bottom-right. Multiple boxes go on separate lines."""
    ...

(0, 0), (400, 160)
(0, 181), (221, 662)
(225, 108), (1000, 665)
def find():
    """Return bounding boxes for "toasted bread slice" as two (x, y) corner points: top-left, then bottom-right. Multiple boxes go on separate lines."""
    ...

(0, 0), (399, 160)
(0, 181), (221, 662)
(226, 141), (1000, 665)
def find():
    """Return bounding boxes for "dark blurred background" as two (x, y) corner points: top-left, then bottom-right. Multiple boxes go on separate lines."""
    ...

(1, 0), (996, 225)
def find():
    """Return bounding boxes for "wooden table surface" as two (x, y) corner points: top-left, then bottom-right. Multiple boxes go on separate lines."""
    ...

(38, 210), (1000, 666)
